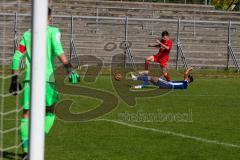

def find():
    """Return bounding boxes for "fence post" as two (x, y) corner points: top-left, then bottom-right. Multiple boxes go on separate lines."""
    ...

(150, 10), (154, 36)
(70, 15), (74, 63)
(14, 13), (25, 69)
(124, 17), (128, 44)
(124, 16), (128, 68)
(96, 8), (99, 31)
(226, 20), (231, 70)
(193, 13), (196, 38)
(176, 18), (180, 71)
(13, 13), (18, 53)
(69, 15), (80, 68)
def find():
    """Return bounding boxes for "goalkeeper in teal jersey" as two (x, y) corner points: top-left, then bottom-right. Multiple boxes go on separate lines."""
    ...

(9, 8), (79, 158)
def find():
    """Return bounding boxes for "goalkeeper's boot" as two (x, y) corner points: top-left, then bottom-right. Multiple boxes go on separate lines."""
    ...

(138, 70), (149, 76)
(22, 153), (28, 160)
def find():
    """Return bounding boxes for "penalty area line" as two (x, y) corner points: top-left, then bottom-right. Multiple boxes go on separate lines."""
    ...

(97, 118), (240, 149)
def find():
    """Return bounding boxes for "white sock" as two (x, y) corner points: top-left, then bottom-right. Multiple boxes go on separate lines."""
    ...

(133, 85), (143, 89)
(130, 73), (138, 81)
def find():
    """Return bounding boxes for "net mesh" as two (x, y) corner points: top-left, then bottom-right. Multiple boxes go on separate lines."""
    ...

(0, 1), (31, 160)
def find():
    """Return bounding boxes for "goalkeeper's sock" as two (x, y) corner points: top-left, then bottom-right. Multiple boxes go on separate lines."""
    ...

(133, 85), (144, 89)
(20, 118), (29, 153)
(45, 113), (56, 134)
(20, 114), (56, 153)
(144, 61), (150, 70)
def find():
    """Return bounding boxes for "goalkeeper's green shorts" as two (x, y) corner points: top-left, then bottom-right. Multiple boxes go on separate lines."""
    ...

(22, 82), (59, 110)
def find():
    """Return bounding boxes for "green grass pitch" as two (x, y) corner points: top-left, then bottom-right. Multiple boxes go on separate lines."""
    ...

(1, 69), (240, 160)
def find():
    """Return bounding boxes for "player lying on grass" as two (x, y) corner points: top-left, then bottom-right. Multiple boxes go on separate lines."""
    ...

(9, 8), (79, 160)
(130, 67), (194, 89)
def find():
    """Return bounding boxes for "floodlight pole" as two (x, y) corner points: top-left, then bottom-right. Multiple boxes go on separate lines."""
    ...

(29, 0), (48, 160)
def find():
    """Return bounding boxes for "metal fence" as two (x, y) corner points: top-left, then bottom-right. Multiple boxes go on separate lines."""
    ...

(115, 0), (211, 5)
(0, 13), (240, 70)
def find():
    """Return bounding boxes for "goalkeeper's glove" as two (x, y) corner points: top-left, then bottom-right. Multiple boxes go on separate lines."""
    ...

(9, 74), (22, 95)
(64, 63), (80, 84)
(68, 70), (80, 84)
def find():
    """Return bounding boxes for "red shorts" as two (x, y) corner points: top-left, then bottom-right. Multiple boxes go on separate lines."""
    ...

(153, 55), (168, 68)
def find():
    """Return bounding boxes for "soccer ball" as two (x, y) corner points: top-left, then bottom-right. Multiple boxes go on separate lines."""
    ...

(114, 73), (123, 81)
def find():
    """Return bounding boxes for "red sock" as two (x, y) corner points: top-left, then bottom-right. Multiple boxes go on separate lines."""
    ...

(164, 73), (171, 81)
(145, 61), (150, 70)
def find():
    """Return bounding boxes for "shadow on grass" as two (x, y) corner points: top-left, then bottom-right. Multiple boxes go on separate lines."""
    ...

(0, 151), (25, 160)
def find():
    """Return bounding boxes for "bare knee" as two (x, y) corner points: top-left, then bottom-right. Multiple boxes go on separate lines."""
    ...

(22, 104), (55, 118)
(162, 71), (168, 76)
(22, 110), (30, 118)
(146, 56), (154, 62)
(46, 105), (55, 114)
(161, 66), (168, 75)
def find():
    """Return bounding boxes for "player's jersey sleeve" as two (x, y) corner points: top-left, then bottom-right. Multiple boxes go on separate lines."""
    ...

(167, 40), (173, 51)
(12, 34), (27, 70)
(52, 28), (64, 56)
(157, 78), (173, 89)
(171, 80), (188, 89)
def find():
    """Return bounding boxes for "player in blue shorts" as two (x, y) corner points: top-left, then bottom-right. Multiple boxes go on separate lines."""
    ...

(130, 67), (193, 89)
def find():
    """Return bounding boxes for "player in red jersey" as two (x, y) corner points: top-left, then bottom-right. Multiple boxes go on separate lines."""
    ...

(144, 31), (173, 81)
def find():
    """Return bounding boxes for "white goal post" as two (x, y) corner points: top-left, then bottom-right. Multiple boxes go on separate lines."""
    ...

(29, 0), (48, 160)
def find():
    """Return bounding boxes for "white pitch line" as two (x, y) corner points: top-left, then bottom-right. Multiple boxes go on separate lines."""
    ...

(4, 118), (240, 149)
(97, 118), (240, 149)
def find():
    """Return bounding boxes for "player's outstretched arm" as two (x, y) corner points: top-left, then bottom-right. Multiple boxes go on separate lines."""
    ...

(148, 44), (160, 48)
(156, 39), (171, 50)
(58, 54), (80, 84)
(183, 67), (193, 80)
